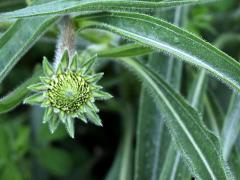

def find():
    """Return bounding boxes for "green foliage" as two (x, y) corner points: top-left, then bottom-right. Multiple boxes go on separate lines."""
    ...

(0, 16), (57, 84)
(0, 0), (214, 19)
(0, 0), (240, 180)
(0, 66), (42, 113)
(35, 147), (73, 176)
(80, 11), (240, 92)
(116, 58), (232, 179)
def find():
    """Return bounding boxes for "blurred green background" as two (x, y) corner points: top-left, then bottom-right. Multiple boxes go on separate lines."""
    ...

(0, 0), (240, 179)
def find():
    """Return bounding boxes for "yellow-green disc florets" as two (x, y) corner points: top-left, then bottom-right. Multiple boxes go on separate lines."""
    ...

(24, 50), (112, 138)
(48, 71), (91, 113)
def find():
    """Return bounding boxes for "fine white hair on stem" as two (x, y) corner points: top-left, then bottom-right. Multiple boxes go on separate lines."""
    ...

(54, 16), (75, 71)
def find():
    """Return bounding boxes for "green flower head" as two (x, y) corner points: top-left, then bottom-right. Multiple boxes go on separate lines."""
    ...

(24, 50), (112, 138)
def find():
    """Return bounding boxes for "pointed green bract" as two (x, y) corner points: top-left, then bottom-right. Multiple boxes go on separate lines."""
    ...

(24, 50), (111, 138)
(93, 91), (113, 100)
(70, 52), (78, 70)
(91, 85), (103, 91)
(41, 99), (50, 107)
(59, 111), (67, 123)
(87, 101), (99, 113)
(43, 57), (53, 76)
(56, 63), (63, 75)
(48, 114), (60, 134)
(65, 116), (75, 138)
(40, 76), (51, 84)
(43, 108), (53, 124)
(86, 73), (104, 83)
(24, 93), (45, 105)
(86, 110), (102, 126)
(77, 112), (87, 123)
(53, 108), (60, 113)
(28, 83), (49, 91)
(82, 56), (96, 74)
(61, 49), (70, 70)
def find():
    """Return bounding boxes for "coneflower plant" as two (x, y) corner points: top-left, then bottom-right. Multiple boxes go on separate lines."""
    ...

(24, 50), (112, 138)
(0, 0), (240, 180)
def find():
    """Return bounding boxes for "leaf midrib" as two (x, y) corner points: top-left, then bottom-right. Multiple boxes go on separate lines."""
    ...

(0, 0), (205, 18)
(104, 24), (239, 93)
(83, 12), (238, 66)
(0, 17), (57, 84)
(128, 59), (220, 180)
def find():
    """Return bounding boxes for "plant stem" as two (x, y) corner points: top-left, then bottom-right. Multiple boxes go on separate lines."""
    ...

(54, 16), (75, 71)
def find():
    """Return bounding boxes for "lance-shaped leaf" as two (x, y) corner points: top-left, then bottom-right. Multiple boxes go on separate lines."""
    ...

(135, 7), (187, 180)
(187, 70), (208, 111)
(97, 10), (187, 179)
(98, 42), (181, 178)
(160, 145), (182, 180)
(204, 93), (223, 137)
(80, 12), (240, 93)
(0, 16), (57, 84)
(0, 0), (215, 19)
(135, 48), (183, 179)
(161, 70), (208, 179)
(0, 67), (42, 114)
(99, 44), (152, 58)
(222, 93), (240, 160)
(105, 105), (134, 180)
(114, 58), (232, 180)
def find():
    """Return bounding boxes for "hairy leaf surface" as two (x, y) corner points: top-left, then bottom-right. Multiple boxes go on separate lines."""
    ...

(222, 93), (240, 160)
(80, 12), (240, 93)
(0, 67), (42, 113)
(0, 16), (57, 84)
(113, 58), (232, 180)
(0, 0), (214, 19)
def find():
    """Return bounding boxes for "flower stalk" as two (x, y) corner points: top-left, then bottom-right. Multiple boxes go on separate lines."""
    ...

(54, 16), (75, 71)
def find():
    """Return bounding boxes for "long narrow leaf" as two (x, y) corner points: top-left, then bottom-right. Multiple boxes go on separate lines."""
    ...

(99, 44), (175, 179)
(0, 16), (57, 84)
(204, 93), (223, 136)
(99, 44), (152, 58)
(136, 82), (168, 180)
(160, 70), (207, 180)
(80, 12), (240, 93)
(160, 145), (182, 180)
(112, 58), (232, 180)
(135, 7), (185, 180)
(222, 93), (240, 160)
(188, 70), (208, 110)
(0, 0), (215, 19)
(0, 67), (42, 114)
(158, 7), (190, 180)
(105, 105), (134, 180)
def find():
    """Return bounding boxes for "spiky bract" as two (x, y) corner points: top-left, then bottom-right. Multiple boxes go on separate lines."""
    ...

(24, 50), (112, 138)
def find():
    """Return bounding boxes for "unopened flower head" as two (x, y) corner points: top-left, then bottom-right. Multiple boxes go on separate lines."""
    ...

(24, 50), (112, 138)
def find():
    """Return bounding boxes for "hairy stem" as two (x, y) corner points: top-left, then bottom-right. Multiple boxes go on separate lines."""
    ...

(54, 16), (75, 71)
